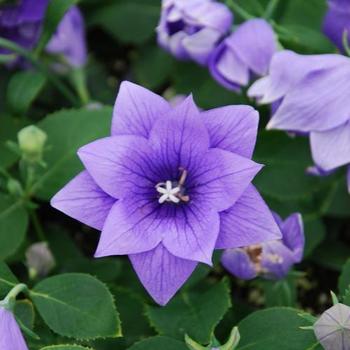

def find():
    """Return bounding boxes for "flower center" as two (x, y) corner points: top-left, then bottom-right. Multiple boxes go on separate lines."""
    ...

(156, 168), (190, 204)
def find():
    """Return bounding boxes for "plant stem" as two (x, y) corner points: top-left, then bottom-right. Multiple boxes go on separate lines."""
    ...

(30, 210), (46, 242)
(264, 0), (280, 20)
(342, 30), (350, 57)
(226, 0), (255, 20)
(0, 37), (80, 107)
(70, 67), (90, 105)
(1, 284), (28, 310)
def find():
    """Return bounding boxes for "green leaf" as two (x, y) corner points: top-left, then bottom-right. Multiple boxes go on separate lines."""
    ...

(0, 262), (18, 297)
(35, 107), (112, 200)
(326, 176), (350, 217)
(7, 71), (46, 115)
(342, 288), (350, 306)
(30, 273), (121, 340)
(133, 47), (174, 90)
(14, 299), (35, 330)
(304, 218), (326, 257)
(40, 346), (94, 350)
(0, 115), (26, 168)
(127, 336), (188, 350)
(0, 195), (29, 260)
(146, 279), (231, 344)
(262, 276), (297, 308)
(89, 0), (160, 45)
(339, 258), (350, 296)
(36, 0), (79, 53)
(253, 131), (323, 201)
(237, 308), (319, 349)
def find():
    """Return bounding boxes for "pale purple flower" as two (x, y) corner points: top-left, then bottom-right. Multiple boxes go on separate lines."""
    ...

(0, 0), (48, 55)
(314, 303), (350, 350)
(0, 306), (28, 350)
(222, 212), (304, 280)
(323, 0), (350, 52)
(51, 81), (281, 305)
(248, 50), (350, 192)
(157, 0), (233, 65)
(46, 6), (87, 68)
(209, 19), (277, 91)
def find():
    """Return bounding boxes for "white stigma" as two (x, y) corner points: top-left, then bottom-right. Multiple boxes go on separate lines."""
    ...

(156, 180), (181, 204)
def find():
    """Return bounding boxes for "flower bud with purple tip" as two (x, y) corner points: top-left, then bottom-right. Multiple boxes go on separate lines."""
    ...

(222, 213), (304, 280)
(157, 0), (233, 65)
(208, 19), (277, 91)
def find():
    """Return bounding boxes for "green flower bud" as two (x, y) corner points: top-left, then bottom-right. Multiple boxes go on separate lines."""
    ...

(17, 125), (47, 164)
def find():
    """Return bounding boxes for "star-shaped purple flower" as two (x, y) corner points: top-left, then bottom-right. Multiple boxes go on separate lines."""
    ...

(51, 81), (281, 305)
(222, 212), (304, 280)
(157, 0), (233, 65)
(209, 19), (277, 91)
(0, 306), (28, 350)
(248, 50), (350, 192)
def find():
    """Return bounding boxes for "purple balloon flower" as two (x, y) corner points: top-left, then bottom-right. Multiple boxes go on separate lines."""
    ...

(157, 0), (233, 65)
(248, 50), (350, 191)
(0, 0), (49, 55)
(209, 19), (277, 91)
(51, 81), (281, 305)
(314, 303), (350, 350)
(222, 212), (304, 280)
(0, 306), (28, 350)
(323, 0), (350, 52)
(46, 6), (87, 68)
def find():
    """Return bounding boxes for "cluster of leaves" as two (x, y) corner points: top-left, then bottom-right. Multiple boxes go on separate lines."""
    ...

(0, 0), (350, 349)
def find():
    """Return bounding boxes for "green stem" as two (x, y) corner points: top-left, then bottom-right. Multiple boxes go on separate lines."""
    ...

(264, 0), (280, 20)
(1, 284), (28, 309)
(342, 30), (350, 57)
(0, 37), (80, 107)
(30, 210), (46, 242)
(226, 0), (255, 20)
(70, 67), (90, 105)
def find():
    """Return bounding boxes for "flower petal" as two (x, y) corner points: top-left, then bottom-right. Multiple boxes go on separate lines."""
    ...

(310, 121), (350, 171)
(111, 81), (171, 138)
(78, 135), (156, 199)
(149, 95), (209, 179)
(162, 201), (220, 264)
(129, 244), (197, 305)
(267, 65), (350, 132)
(216, 184), (281, 249)
(280, 213), (304, 262)
(95, 199), (162, 257)
(191, 150), (263, 212)
(221, 248), (257, 280)
(248, 50), (347, 104)
(51, 170), (116, 230)
(202, 105), (259, 158)
(227, 19), (276, 76)
(0, 308), (28, 350)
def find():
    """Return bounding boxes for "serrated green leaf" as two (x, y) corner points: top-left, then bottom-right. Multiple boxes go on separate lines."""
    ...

(89, 1), (160, 45)
(146, 279), (231, 344)
(0, 195), (28, 260)
(34, 107), (112, 200)
(35, 0), (79, 53)
(127, 336), (188, 350)
(7, 71), (46, 115)
(237, 308), (319, 349)
(0, 262), (18, 297)
(30, 273), (121, 340)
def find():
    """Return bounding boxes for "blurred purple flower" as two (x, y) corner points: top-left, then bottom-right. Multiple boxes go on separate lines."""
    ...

(46, 6), (87, 68)
(0, 306), (28, 350)
(248, 50), (350, 191)
(222, 212), (304, 280)
(0, 0), (48, 56)
(51, 81), (281, 305)
(157, 0), (233, 65)
(314, 303), (350, 350)
(209, 19), (277, 91)
(323, 0), (350, 52)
